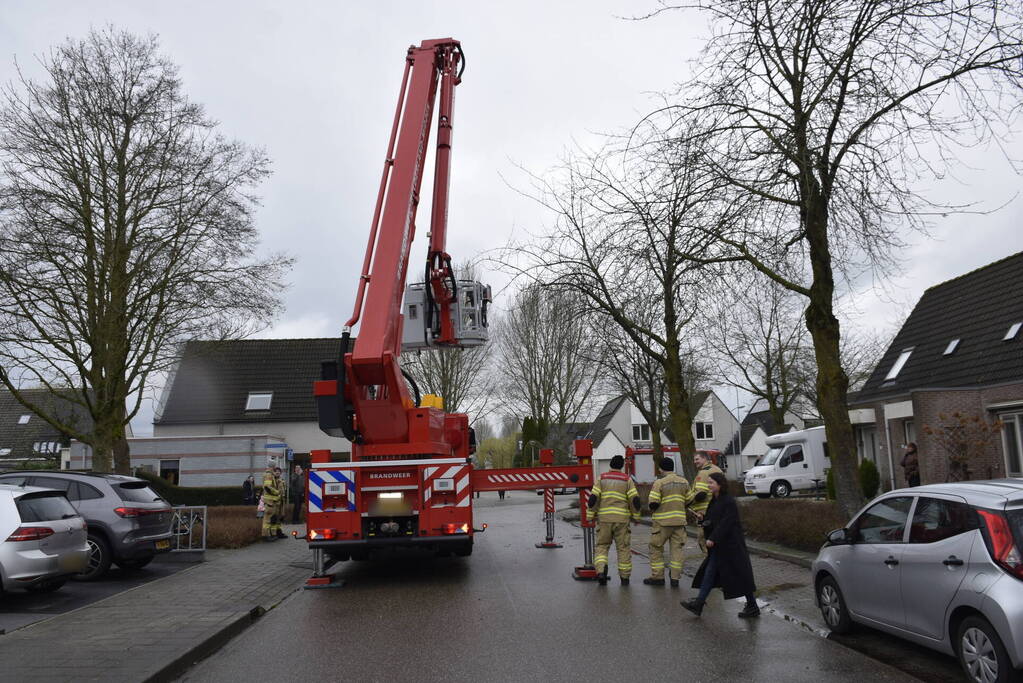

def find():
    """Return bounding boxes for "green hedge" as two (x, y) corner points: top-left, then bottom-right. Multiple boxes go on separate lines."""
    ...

(135, 471), (247, 507)
(741, 498), (849, 553)
(859, 459), (880, 499)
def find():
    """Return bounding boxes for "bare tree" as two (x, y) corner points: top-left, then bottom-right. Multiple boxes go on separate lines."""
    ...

(0, 29), (291, 473)
(644, 0), (1023, 514)
(504, 133), (729, 478)
(705, 275), (809, 431)
(492, 284), (602, 438)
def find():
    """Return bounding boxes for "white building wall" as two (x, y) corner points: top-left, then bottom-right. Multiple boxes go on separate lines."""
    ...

(153, 421), (351, 455)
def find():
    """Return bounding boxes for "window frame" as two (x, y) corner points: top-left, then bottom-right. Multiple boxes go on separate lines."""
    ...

(17, 414), (30, 425)
(884, 348), (914, 381)
(1004, 322), (1022, 341)
(850, 495), (915, 545)
(695, 422), (714, 440)
(943, 339), (960, 355)
(907, 495), (978, 544)
(244, 391), (274, 411)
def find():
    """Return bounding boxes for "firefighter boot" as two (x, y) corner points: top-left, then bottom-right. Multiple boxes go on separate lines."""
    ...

(620, 577), (630, 586)
(670, 579), (680, 588)
(597, 567), (608, 586)
(681, 598), (704, 616)
(643, 578), (665, 586)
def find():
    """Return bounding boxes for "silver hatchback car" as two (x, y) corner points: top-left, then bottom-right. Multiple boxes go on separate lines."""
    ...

(813, 480), (1023, 683)
(0, 484), (89, 592)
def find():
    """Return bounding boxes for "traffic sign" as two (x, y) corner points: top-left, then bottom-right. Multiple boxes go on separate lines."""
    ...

(264, 443), (288, 449)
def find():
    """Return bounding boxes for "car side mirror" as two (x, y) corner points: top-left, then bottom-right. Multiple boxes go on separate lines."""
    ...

(827, 528), (852, 545)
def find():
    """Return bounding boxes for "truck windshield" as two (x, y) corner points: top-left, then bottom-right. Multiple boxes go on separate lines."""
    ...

(761, 446), (784, 466)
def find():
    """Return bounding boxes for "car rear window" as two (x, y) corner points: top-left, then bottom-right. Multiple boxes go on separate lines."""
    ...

(17, 492), (79, 522)
(115, 481), (163, 503)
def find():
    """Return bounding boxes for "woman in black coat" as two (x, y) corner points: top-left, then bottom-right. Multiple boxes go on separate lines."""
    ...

(242, 475), (256, 505)
(681, 472), (759, 618)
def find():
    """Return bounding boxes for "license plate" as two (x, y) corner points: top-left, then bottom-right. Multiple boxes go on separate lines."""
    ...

(155, 540), (170, 550)
(745, 488), (755, 495)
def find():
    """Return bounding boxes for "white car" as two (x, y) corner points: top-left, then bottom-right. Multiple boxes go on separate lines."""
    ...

(0, 484), (89, 593)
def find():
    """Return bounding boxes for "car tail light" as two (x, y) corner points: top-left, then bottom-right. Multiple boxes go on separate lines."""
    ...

(308, 528), (336, 540)
(977, 510), (1023, 580)
(442, 523), (469, 535)
(6, 526), (55, 542)
(114, 507), (160, 518)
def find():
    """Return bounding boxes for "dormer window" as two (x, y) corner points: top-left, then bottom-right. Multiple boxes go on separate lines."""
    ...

(245, 392), (273, 411)
(1004, 322), (1022, 341)
(17, 414), (30, 425)
(943, 339), (960, 355)
(884, 348), (914, 381)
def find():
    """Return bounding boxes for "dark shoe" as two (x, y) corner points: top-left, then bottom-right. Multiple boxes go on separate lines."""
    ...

(670, 579), (679, 588)
(643, 578), (665, 586)
(275, 530), (286, 539)
(738, 603), (761, 619)
(597, 568), (608, 586)
(620, 578), (630, 586)
(680, 598), (704, 616)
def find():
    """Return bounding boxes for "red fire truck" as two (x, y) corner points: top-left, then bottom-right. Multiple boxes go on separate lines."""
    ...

(305, 39), (592, 585)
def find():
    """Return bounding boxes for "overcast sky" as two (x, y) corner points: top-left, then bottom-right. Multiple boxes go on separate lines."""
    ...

(1, 2), (1020, 435)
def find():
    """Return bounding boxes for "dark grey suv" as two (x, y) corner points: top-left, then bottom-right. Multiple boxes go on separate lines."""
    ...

(0, 471), (173, 580)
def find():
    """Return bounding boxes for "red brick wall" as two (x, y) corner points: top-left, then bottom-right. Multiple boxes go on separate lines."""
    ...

(912, 383), (1023, 484)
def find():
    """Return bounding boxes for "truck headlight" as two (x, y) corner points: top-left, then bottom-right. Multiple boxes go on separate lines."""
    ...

(754, 474), (766, 479)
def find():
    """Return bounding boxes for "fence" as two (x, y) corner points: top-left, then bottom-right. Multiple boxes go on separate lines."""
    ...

(170, 505), (207, 552)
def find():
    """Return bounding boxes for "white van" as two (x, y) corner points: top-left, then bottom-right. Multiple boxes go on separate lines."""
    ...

(743, 426), (829, 498)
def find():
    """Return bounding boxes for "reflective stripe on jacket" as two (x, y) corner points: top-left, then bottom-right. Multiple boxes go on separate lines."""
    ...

(690, 464), (722, 516)
(587, 471), (639, 523)
(648, 472), (694, 526)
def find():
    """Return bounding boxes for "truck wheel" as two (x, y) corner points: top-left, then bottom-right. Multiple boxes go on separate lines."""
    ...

(771, 481), (791, 498)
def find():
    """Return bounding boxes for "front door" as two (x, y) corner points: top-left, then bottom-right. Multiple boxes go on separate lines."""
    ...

(842, 495), (914, 628)
(900, 495), (978, 639)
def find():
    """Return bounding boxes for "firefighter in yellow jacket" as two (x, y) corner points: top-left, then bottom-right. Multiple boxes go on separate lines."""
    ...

(261, 466), (286, 541)
(587, 455), (640, 586)
(644, 457), (705, 587)
(691, 451), (723, 553)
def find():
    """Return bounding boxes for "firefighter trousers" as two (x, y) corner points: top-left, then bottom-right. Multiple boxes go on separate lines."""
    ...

(595, 522), (632, 578)
(261, 501), (281, 537)
(648, 523), (686, 580)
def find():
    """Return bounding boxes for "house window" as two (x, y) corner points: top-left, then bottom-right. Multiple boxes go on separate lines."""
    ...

(884, 348), (914, 380)
(160, 459), (180, 485)
(696, 422), (714, 440)
(903, 420), (916, 446)
(245, 392), (273, 411)
(632, 424), (651, 442)
(1001, 413), (1022, 477)
(17, 414), (30, 425)
(0, 448), (10, 456)
(943, 339), (960, 355)
(1004, 322), (1022, 341)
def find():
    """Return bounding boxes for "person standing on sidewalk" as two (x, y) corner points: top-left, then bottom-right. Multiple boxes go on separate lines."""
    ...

(691, 451), (723, 554)
(261, 466), (285, 541)
(900, 442), (920, 487)
(588, 455), (641, 586)
(644, 457), (703, 588)
(242, 475), (256, 505)
(681, 472), (759, 619)
(290, 465), (305, 523)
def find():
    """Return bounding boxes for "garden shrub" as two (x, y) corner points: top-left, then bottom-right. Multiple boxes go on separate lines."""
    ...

(859, 459), (880, 499)
(740, 498), (849, 553)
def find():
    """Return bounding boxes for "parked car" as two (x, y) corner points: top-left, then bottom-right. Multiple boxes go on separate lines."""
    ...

(812, 480), (1023, 683)
(744, 426), (829, 498)
(0, 483), (89, 593)
(0, 471), (173, 581)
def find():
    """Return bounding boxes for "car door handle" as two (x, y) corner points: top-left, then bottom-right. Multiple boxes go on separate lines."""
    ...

(943, 556), (964, 567)
(884, 556), (899, 567)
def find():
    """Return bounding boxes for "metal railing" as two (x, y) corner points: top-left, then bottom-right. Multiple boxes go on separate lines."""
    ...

(170, 505), (207, 552)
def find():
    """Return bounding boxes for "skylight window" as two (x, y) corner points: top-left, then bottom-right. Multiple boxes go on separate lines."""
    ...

(245, 392), (273, 411)
(1004, 322), (1022, 341)
(884, 348), (914, 381)
(943, 339), (960, 355)
(17, 414), (30, 425)
(0, 448), (10, 456)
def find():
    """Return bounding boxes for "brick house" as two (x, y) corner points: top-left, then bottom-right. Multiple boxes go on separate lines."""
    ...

(850, 251), (1023, 488)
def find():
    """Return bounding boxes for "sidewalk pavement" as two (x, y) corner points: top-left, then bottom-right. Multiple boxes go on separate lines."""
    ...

(0, 523), (313, 683)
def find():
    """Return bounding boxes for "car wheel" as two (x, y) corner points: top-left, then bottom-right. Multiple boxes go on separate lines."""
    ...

(116, 556), (154, 570)
(26, 578), (66, 594)
(817, 575), (854, 634)
(771, 481), (791, 498)
(75, 533), (112, 581)
(957, 615), (1015, 683)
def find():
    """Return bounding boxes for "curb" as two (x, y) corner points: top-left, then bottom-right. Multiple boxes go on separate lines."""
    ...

(145, 606), (266, 683)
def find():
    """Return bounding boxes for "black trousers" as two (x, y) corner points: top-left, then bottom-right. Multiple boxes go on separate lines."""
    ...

(291, 494), (303, 522)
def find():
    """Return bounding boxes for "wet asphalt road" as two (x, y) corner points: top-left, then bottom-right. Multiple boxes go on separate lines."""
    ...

(179, 493), (916, 683)
(0, 560), (188, 633)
